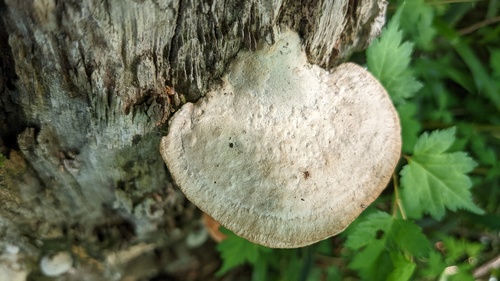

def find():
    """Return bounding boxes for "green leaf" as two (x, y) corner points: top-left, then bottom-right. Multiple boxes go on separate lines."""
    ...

(316, 238), (333, 256)
(415, 56), (476, 94)
(448, 266), (475, 281)
(279, 251), (302, 281)
(252, 255), (269, 281)
(216, 228), (267, 275)
(414, 126), (455, 154)
(367, 9), (422, 104)
(400, 128), (484, 219)
(346, 212), (430, 280)
(346, 212), (430, 257)
(349, 240), (392, 281)
(387, 253), (416, 281)
(390, 219), (431, 257)
(441, 236), (484, 264)
(420, 250), (447, 279)
(491, 49), (500, 78)
(306, 267), (322, 281)
(434, 19), (500, 109)
(345, 212), (392, 249)
(326, 266), (342, 281)
(453, 123), (498, 159)
(398, 0), (437, 50)
(397, 103), (421, 153)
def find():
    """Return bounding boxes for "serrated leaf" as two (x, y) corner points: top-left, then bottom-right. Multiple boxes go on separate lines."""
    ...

(349, 240), (392, 281)
(346, 212), (430, 280)
(344, 212), (392, 249)
(216, 228), (263, 275)
(390, 219), (431, 257)
(387, 253), (416, 281)
(442, 236), (485, 264)
(453, 124), (497, 169)
(400, 128), (484, 219)
(421, 250), (447, 279)
(346, 212), (430, 256)
(414, 126), (455, 154)
(367, 10), (422, 104)
(397, 103), (421, 153)
(398, 0), (437, 50)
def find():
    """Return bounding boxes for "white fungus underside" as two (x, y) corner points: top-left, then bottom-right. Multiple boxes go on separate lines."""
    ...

(161, 30), (401, 248)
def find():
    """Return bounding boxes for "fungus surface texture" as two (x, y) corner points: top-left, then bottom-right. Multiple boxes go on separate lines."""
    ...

(160, 30), (401, 248)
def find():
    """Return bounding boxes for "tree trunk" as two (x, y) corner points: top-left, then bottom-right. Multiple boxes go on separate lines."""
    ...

(0, 0), (386, 279)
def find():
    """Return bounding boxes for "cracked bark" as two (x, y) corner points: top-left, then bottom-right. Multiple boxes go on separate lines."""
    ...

(0, 0), (386, 280)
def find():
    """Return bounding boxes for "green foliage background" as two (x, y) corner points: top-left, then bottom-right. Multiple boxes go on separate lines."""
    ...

(216, 0), (500, 280)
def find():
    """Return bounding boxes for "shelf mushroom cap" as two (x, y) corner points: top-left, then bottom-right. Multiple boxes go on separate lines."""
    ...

(160, 29), (401, 248)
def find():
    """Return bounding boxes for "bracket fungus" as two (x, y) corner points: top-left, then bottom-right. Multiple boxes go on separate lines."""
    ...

(160, 29), (401, 248)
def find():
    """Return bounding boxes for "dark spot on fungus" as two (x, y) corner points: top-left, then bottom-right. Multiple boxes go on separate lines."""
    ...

(303, 171), (310, 179)
(301, 198), (305, 201)
(229, 143), (234, 148)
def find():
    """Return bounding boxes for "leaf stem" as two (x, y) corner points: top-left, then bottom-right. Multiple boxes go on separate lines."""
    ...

(459, 16), (500, 35)
(392, 173), (407, 220)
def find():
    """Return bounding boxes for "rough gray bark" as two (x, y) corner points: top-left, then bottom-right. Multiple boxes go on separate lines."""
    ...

(0, 0), (386, 279)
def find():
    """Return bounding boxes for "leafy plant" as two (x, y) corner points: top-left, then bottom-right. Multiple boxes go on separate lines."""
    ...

(400, 128), (483, 219)
(345, 211), (430, 281)
(215, 1), (499, 280)
(367, 8), (422, 105)
(216, 228), (272, 277)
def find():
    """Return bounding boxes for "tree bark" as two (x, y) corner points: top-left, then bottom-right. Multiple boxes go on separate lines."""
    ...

(0, 0), (386, 279)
